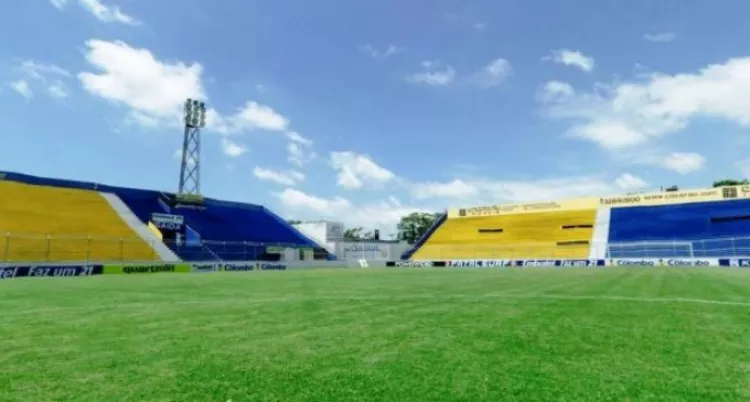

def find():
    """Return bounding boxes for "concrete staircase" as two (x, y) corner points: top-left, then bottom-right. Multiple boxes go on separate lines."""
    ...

(590, 207), (611, 260)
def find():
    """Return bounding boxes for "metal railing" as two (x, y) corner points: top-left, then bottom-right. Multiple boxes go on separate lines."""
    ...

(415, 237), (750, 260)
(0, 233), (316, 263)
(5, 233), (750, 263)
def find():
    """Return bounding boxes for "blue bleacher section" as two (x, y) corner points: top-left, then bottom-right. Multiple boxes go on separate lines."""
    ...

(401, 212), (447, 260)
(608, 199), (750, 257)
(0, 171), (323, 261)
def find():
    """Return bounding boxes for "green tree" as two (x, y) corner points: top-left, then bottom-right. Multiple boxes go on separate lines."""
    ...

(713, 179), (749, 188)
(343, 227), (364, 240)
(397, 212), (441, 245)
(287, 220), (303, 225)
(343, 227), (379, 241)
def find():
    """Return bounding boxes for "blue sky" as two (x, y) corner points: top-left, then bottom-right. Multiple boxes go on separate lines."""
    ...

(3, 0), (750, 233)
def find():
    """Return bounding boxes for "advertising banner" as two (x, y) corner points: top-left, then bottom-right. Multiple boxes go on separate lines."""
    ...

(599, 189), (725, 208)
(386, 261), (438, 268)
(102, 263), (191, 275)
(0, 264), (103, 280)
(448, 198), (599, 219)
(220, 262), (287, 271)
(150, 213), (184, 231)
(385, 258), (735, 268)
(447, 185), (750, 219)
(385, 259), (607, 268)
(186, 262), (289, 272)
(605, 258), (718, 267)
(718, 258), (750, 267)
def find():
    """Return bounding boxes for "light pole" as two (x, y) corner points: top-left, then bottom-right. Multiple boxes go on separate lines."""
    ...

(178, 98), (206, 199)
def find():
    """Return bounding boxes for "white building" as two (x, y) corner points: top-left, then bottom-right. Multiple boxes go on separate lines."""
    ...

(293, 220), (409, 261)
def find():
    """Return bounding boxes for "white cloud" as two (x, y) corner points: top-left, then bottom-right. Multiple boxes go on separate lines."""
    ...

(538, 80), (575, 102)
(643, 32), (677, 43)
(329, 151), (396, 189)
(286, 131), (312, 145)
(572, 121), (647, 149)
(50, 0), (67, 9)
(544, 49), (595, 72)
(9, 80), (32, 99)
(276, 188), (350, 213)
(407, 60), (457, 86)
(79, 39), (205, 127)
(409, 174), (645, 205)
(614, 173), (648, 190)
(276, 189), (427, 232)
(207, 102), (289, 135)
(473, 22), (488, 32)
(661, 152), (705, 174)
(221, 138), (248, 158)
(253, 167), (305, 186)
(541, 57), (750, 151)
(47, 81), (69, 98)
(360, 44), (403, 60)
(287, 141), (316, 167)
(78, 0), (141, 25)
(470, 58), (512, 88)
(411, 179), (479, 199)
(11, 61), (72, 100)
(408, 58), (513, 89)
(20, 61), (70, 81)
(230, 101), (288, 131)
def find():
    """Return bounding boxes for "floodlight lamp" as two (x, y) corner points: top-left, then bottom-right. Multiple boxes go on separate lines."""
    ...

(183, 98), (207, 127)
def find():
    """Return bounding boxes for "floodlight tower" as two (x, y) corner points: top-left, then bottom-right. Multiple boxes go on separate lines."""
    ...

(178, 98), (206, 198)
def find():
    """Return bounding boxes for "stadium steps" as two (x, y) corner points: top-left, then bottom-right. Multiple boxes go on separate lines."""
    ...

(99, 192), (180, 262)
(589, 207), (611, 259)
(174, 203), (322, 261)
(0, 181), (158, 262)
(0, 170), (331, 261)
(412, 210), (597, 260)
(608, 199), (750, 257)
(401, 213), (447, 260)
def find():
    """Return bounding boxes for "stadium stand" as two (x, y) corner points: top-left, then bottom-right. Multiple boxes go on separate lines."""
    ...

(411, 210), (596, 260)
(608, 199), (750, 257)
(0, 181), (157, 262)
(0, 171), (323, 262)
(406, 185), (750, 260)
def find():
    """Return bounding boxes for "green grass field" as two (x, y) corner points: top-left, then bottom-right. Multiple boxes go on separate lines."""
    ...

(1, 267), (750, 401)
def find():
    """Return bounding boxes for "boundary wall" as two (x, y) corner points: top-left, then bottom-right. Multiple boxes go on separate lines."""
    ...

(386, 258), (750, 268)
(2, 258), (750, 280)
(0, 260), (358, 280)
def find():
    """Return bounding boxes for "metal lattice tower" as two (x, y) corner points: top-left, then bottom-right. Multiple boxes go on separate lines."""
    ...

(178, 99), (206, 197)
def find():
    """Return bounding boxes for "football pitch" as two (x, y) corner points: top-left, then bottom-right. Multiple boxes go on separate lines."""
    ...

(1, 267), (750, 401)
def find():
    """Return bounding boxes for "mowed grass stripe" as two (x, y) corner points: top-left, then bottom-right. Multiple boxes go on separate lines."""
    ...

(1, 267), (750, 401)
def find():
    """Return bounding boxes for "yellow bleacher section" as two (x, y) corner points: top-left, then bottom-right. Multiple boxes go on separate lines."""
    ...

(413, 210), (597, 260)
(0, 181), (157, 262)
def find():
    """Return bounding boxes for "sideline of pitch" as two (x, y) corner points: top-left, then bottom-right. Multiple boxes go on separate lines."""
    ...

(3, 292), (750, 318)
